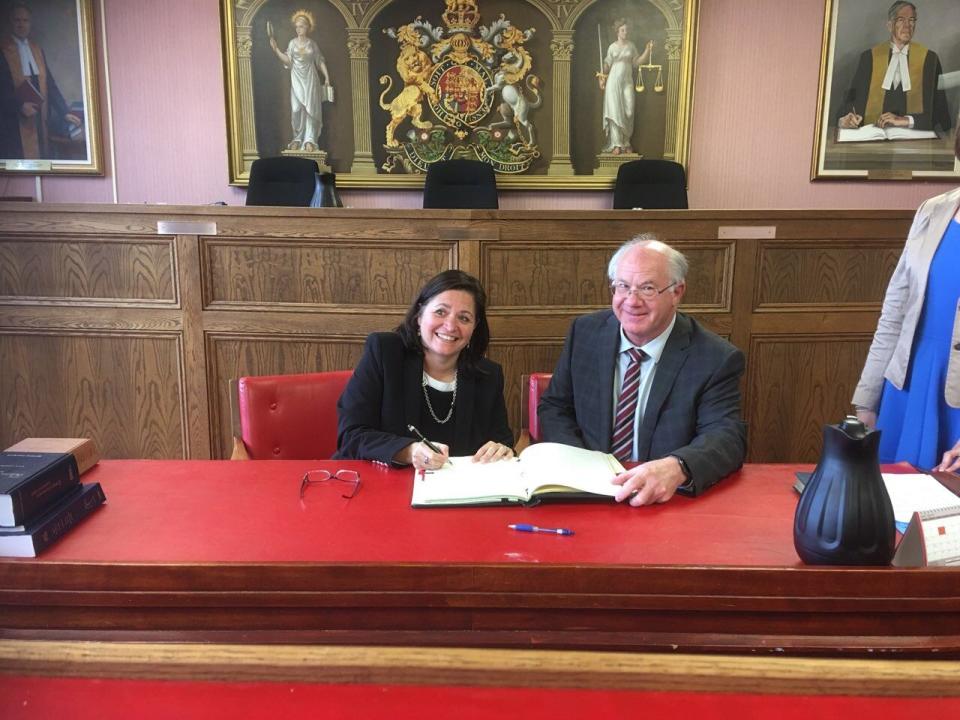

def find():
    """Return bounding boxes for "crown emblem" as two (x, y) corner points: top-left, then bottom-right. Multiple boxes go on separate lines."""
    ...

(442, 0), (479, 33)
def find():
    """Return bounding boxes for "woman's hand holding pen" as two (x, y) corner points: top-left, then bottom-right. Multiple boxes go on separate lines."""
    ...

(404, 425), (449, 470)
(399, 440), (449, 471)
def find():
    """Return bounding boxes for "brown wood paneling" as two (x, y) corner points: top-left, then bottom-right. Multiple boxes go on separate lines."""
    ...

(202, 238), (454, 309)
(757, 241), (900, 310)
(0, 236), (176, 305)
(483, 240), (732, 311)
(746, 335), (874, 462)
(0, 331), (184, 457)
(207, 334), (365, 458)
(0, 204), (916, 462)
(487, 340), (566, 441)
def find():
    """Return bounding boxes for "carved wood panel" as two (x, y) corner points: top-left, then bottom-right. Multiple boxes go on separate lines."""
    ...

(745, 335), (874, 462)
(756, 242), (900, 309)
(483, 241), (732, 311)
(0, 331), (185, 457)
(0, 236), (176, 305)
(202, 239), (454, 309)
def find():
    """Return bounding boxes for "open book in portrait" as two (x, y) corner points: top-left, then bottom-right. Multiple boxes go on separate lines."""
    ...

(836, 124), (938, 143)
(411, 442), (625, 507)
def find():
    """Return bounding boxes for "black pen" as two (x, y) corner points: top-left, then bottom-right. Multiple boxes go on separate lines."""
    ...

(408, 424), (442, 454)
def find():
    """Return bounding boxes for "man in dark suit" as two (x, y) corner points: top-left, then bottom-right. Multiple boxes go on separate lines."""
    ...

(538, 236), (746, 506)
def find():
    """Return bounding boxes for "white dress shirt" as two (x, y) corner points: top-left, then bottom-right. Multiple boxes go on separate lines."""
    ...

(612, 313), (677, 462)
(14, 36), (40, 77)
(881, 42), (915, 128)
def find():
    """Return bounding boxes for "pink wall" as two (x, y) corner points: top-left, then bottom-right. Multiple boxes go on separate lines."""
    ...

(1, 0), (954, 209)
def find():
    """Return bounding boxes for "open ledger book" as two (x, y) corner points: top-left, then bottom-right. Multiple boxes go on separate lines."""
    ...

(411, 442), (625, 507)
(837, 124), (937, 143)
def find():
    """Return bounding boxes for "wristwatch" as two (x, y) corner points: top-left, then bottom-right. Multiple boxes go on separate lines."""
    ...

(671, 454), (692, 483)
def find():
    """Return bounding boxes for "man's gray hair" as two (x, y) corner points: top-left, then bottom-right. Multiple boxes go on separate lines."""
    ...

(888, 1), (916, 22)
(607, 234), (689, 284)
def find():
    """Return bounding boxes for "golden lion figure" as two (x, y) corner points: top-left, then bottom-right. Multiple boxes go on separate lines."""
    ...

(379, 24), (438, 148)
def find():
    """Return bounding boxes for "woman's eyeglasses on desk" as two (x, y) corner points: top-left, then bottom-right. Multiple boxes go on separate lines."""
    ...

(300, 469), (361, 499)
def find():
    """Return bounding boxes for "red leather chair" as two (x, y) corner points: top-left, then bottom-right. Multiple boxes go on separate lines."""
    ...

(517, 372), (552, 452)
(230, 371), (352, 460)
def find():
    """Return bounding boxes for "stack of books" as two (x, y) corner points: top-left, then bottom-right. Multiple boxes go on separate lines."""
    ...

(0, 438), (105, 557)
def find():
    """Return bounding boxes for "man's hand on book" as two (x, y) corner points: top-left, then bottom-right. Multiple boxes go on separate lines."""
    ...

(877, 112), (909, 128)
(471, 441), (514, 464)
(612, 457), (686, 506)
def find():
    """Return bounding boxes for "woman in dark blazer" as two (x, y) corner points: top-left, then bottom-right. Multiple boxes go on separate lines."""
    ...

(334, 270), (514, 470)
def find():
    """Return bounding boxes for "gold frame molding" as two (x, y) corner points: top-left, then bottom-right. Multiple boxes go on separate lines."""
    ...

(811, 0), (960, 181)
(221, 0), (699, 189)
(0, 0), (103, 175)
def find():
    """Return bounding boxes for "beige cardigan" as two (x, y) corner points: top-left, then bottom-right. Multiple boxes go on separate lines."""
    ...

(852, 186), (960, 412)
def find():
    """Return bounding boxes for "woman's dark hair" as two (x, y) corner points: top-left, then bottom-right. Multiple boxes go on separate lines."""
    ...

(395, 269), (490, 369)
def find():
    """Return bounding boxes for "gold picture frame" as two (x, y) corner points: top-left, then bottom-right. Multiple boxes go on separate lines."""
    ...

(811, 0), (959, 180)
(0, 0), (102, 175)
(221, 0), (699, 189)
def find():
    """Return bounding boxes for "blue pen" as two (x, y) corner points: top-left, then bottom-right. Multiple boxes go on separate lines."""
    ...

(509, 523), (574, 536)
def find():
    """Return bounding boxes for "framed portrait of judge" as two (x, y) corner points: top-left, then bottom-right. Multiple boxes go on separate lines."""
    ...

(0, 0), (102, 175)
(221, 0), (699, 190)
(811, 0), (960, 180)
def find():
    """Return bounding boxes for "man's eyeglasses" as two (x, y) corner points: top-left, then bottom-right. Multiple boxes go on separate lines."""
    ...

(610, 280), (678, 299)
(300, 469), (361, 499)
(893, 16), (917, 27)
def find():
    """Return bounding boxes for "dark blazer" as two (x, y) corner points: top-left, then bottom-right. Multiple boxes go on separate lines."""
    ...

(334, 332), (514, 463)
(538, 310), (747, 495)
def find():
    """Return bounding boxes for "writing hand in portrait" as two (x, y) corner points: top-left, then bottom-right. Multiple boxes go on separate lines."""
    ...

(877, 112), (909, 128)
(472, 441), (514, 464)
(838, 111), (863, 129)
(611, 457), (686, 506)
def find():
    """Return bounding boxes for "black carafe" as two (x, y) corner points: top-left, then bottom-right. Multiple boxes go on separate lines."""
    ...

(793, 416), (895, 565)
(311, 172), (343, 207)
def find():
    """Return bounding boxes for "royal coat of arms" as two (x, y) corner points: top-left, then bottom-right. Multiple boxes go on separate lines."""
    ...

(378, 0), (541, 173)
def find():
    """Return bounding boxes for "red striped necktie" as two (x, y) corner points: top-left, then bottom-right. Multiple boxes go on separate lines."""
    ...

(611, 347), (648, 462)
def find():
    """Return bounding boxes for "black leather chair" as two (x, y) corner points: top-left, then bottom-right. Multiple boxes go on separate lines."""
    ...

(612, 160), (688, 210)
(246, 156), (319, 207)
(423, 159), (498, 209)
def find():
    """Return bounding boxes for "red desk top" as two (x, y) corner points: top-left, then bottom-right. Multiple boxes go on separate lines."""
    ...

(2, 677), (957, 720)
(8, 460), (809, 566)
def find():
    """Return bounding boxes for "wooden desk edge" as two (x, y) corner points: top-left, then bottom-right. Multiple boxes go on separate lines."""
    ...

(1, 640), (957, 696)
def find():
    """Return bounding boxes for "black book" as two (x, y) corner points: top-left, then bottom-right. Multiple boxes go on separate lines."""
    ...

(0, 451), (80, 527)
(0, 482), (106, 557)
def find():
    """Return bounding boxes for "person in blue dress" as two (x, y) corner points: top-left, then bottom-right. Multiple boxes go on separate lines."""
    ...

(852, 119), (960, 473)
